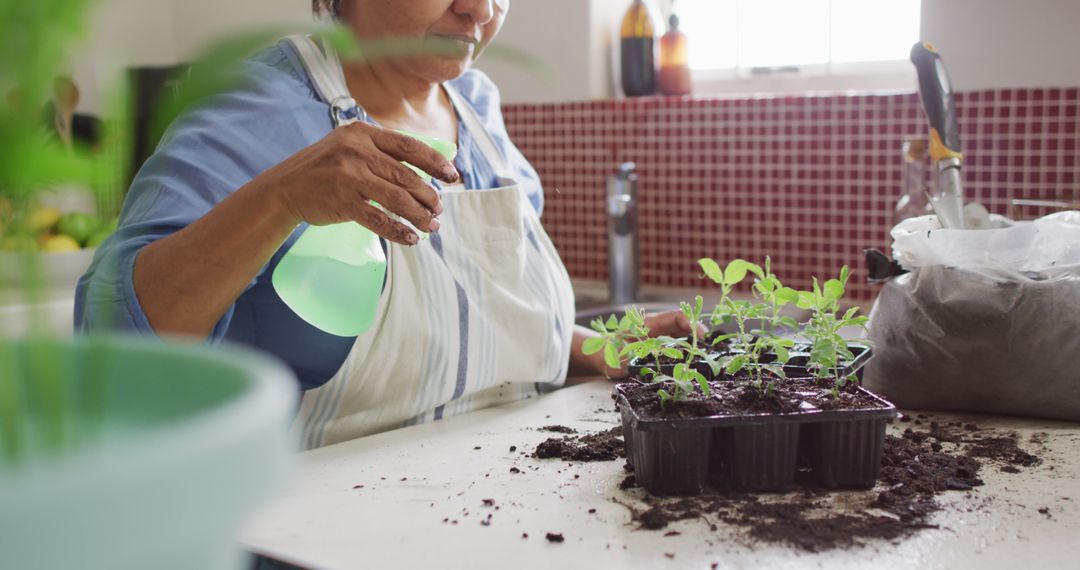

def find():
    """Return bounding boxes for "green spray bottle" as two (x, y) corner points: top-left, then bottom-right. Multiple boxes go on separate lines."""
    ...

(272, 131), (457, 337)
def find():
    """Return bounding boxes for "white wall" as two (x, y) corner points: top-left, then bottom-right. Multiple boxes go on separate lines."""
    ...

(171, 0), (313, 61)
(72, 0), (176, 113)
(921, 0), (1080, 91)
(476, 0), (596, 103)
(477, 0), (626, 103)
(72, 0), (313, 113)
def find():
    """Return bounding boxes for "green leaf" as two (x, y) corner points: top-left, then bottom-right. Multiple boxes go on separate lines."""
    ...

(774, 345), (790, 365)
(745, 303), (768, 318)
(848, 315), (869, 328)
(725, 355), (747, 375)
(697, 375), (711, 396)
(582, 337), (605, 355)
(703, 355), (723, 376)
(603, 343), (620, 370)
(699, 258), (724, 284)
(657, 389), (672, 405)
(686, 369), (708, 395)
(590, 318), (606, 334)
(824, 279), (844, 301)
(745, 262), (765, 280)
(762, 364), (785, 378)
(724, 259), (751, 285)
(710, 333), (736, 346)
(796, 291), (816, 310)
(661, 348), (683, 360)
(605, 314), (619, 331)
(778, 316), (800, 331)
(775, 287), (800, 306)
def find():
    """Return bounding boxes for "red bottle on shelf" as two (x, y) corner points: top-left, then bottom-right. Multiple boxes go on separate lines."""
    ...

(659, 13), (691, 96)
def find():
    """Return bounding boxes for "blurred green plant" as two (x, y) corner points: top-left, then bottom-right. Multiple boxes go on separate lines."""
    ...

(0, 0), (542, 467)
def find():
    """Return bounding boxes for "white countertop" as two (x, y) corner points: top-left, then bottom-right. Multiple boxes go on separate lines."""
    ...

(242, 380), (1080, 570)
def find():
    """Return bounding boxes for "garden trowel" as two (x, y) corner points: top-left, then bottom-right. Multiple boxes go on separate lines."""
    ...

(911, 41), (965, 229)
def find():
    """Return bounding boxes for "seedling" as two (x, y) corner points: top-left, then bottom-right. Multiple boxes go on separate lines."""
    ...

(796, 266), (870, 398)
(582, 306), (651, 373)
(583, 297), (714, 406)
(650, 296), (713, 404)
(700, 257), (795, 393)
(657, 362), (709, 406)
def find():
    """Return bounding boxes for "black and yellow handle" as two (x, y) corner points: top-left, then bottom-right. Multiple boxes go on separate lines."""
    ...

(910, 41), (963, 163)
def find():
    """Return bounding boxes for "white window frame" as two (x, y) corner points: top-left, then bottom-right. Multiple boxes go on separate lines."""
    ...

(658, 0), (919, 95)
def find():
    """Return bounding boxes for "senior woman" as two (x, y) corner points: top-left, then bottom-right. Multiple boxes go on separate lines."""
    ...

(76, 0), (694, 447)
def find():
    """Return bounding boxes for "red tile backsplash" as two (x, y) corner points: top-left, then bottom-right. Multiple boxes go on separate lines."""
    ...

(503, 88), (1080, 302)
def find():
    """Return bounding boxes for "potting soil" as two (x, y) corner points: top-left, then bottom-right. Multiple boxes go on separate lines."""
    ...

(531, 416), (1046, 552)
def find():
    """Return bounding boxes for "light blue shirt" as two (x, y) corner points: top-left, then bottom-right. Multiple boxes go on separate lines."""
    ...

(74, 39), (544, 390)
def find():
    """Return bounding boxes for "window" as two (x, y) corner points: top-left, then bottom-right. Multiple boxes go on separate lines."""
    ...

(673, 0), (921, 76)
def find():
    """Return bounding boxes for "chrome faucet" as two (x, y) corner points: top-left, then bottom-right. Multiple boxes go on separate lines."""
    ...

(607, 162), (639, 305)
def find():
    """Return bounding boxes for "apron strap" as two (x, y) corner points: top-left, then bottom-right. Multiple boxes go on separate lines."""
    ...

(286, 35), (367, 127)
(442, 83), (514, 182)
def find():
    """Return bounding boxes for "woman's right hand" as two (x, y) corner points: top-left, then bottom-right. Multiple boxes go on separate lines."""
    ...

(260, 121), (460, 245)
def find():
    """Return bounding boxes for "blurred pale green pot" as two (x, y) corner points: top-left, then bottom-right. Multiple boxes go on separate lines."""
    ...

(0, 337), (297, 570)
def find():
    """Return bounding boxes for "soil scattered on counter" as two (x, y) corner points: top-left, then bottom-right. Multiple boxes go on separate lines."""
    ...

(545, 532), (565, 543)
(965, 435), (1041, 468)
(533, 427), (624, 461)
(620, 427), (991, 551)
(531, 417), (1046, 553)
(538, 425), (578, 434)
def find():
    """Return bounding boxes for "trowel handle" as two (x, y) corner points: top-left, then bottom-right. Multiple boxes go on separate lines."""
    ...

(910, 41), (963, 164)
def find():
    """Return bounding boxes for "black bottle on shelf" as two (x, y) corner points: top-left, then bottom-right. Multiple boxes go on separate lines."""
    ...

(620, 0), (659, 97)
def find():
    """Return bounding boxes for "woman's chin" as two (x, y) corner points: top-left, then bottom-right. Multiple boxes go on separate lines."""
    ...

(410, 58), (473, 83)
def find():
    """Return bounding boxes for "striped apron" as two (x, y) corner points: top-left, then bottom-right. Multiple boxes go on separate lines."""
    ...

(286, 36), (575, 449)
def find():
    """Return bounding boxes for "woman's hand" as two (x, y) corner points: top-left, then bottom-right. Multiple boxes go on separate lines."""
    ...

(568, 310), (706, 380)
(134, 122), (460, 338)
(266, 121), (460, 245)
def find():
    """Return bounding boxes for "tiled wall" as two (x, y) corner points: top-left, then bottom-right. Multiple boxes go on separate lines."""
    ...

(503, 88), (1080, 301)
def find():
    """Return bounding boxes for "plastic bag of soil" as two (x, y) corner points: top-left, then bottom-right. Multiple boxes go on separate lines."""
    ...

(864, 211), (1080, 421)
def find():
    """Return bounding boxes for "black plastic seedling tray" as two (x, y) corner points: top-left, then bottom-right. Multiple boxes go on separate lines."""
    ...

(614, 382), (897, 495)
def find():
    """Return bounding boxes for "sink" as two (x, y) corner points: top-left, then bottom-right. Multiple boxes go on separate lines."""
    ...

(574, 301), (682, 327)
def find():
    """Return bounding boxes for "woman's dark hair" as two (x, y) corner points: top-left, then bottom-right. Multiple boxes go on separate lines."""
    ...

(312, 0), (342, 17)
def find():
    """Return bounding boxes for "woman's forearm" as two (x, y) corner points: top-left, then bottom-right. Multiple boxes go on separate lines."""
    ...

(133, 179), (299, 338)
